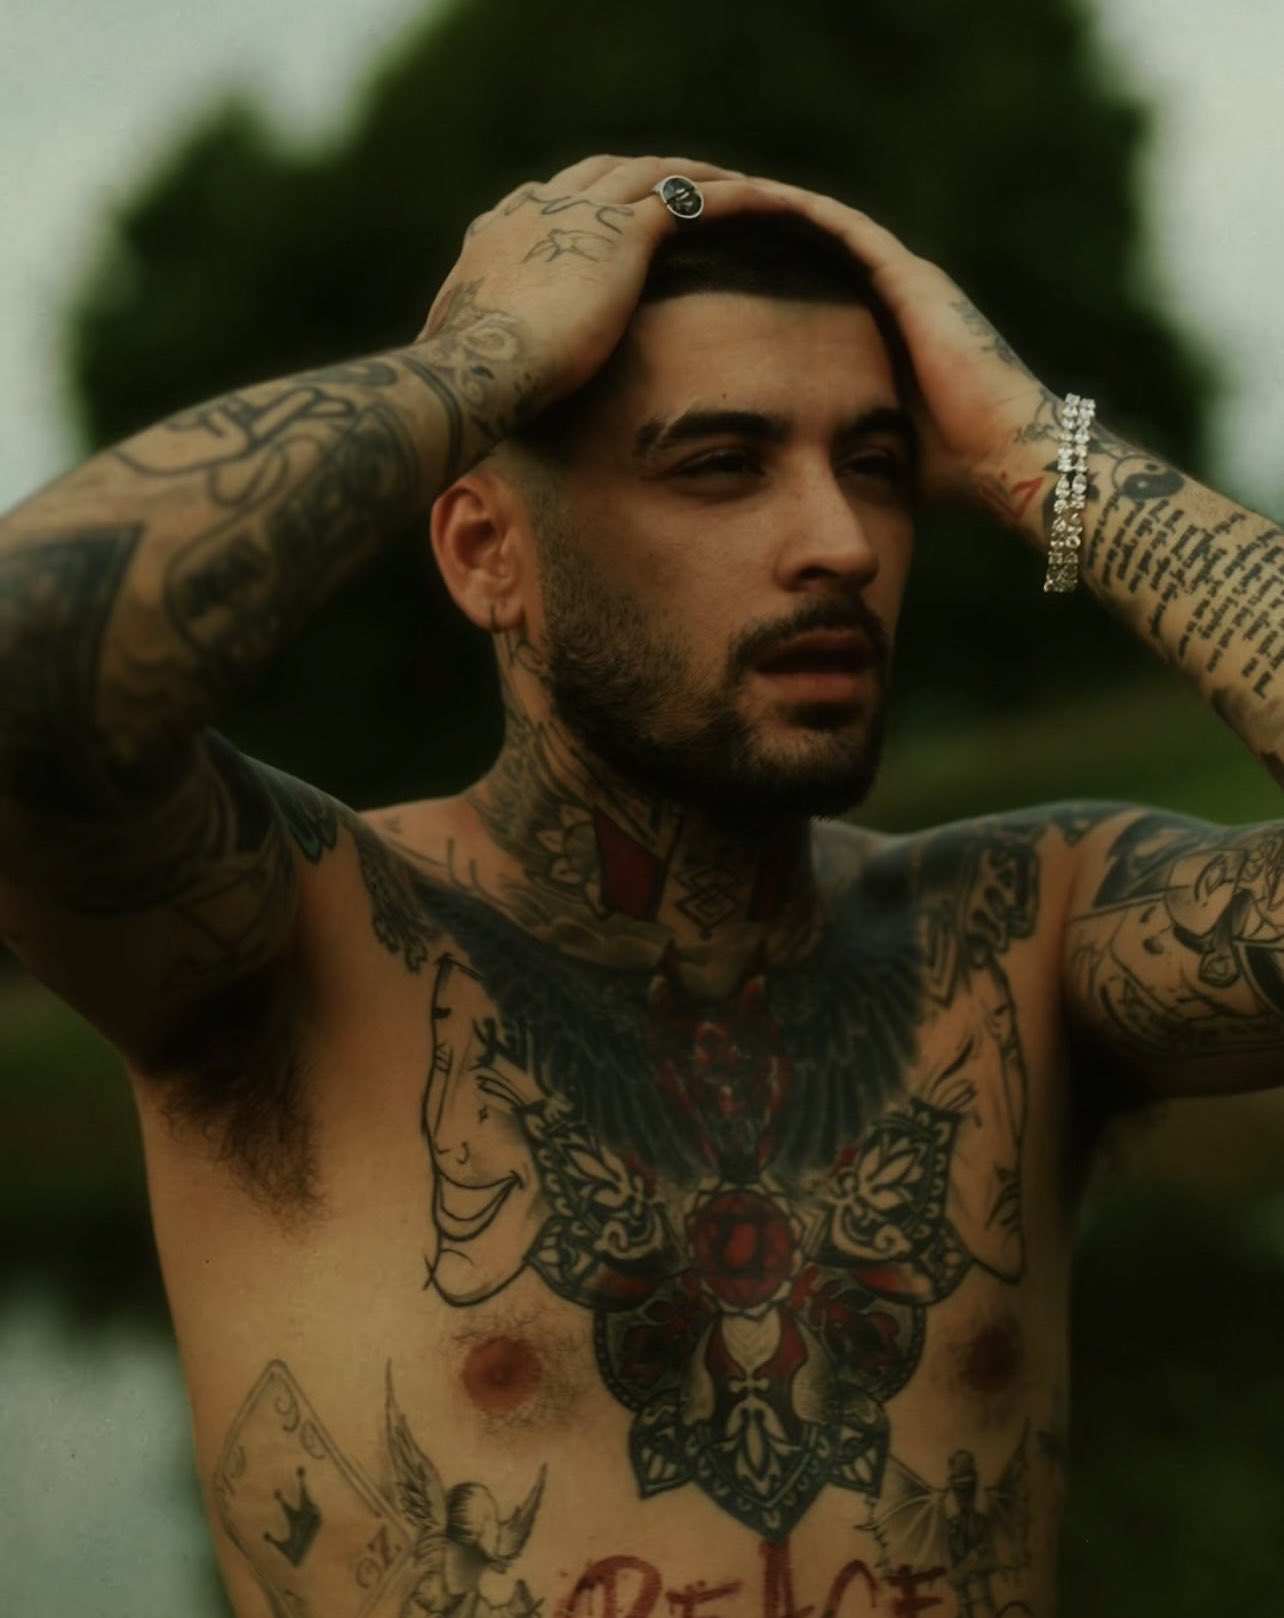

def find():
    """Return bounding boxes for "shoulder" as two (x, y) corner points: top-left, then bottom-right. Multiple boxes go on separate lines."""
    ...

(818, 802), (1148, 964)
(128, 784), (479, 1209)
(822, 800), (1137, 892)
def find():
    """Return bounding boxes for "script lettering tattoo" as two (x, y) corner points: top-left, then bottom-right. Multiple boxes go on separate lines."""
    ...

(1014, 406), (1284, 761)
(410, 814), (1044, 1537)
(1068, 809), (1284, 1058)
(463, 184), (638, 275)
(214, 1360), (544, 1618)
(1086, 489), (1284, 696)
(558, 1537), (1036, 1618)
(468, 186), (634, 239)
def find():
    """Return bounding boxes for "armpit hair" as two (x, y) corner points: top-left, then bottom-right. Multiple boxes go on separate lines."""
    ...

(140, 931), (321, 1221)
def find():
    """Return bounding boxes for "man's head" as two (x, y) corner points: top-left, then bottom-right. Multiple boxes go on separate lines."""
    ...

(433, 210), (918, 822)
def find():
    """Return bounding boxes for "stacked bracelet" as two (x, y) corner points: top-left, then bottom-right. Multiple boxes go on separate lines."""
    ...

(1043, 393), (1096, 593)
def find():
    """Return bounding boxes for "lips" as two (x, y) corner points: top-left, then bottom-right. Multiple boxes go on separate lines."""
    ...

(434, 1169), (521, 1240)
(755, 631), (872, 676)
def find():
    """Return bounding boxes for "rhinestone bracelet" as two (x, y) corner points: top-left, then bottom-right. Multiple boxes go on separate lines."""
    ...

(1043, 393), (1096, 594)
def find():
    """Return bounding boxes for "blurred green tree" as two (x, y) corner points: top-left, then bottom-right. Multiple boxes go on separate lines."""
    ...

(68, 0), (1214, 808)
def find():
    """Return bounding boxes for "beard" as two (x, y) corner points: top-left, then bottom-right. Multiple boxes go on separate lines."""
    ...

(534, 520), (892, 823)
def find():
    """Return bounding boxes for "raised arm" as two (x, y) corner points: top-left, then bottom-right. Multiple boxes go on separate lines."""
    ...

(0, 155), (778, 1078)
(749, 180), (1284, 1092)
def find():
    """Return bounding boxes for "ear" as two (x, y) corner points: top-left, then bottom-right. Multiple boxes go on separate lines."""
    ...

(430, 471), (531, 633)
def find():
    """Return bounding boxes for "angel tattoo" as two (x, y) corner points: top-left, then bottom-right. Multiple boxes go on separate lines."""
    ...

(865, 1430), (1030, 1618)
(385, 1369), (546, 1618)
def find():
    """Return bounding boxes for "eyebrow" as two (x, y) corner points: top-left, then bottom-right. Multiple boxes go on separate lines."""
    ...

(632, 405), (917, 462)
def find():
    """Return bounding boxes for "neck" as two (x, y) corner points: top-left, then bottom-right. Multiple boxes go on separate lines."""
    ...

(464, 641), (824, 988)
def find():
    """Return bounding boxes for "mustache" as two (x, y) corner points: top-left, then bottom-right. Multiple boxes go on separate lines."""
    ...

(729, 597), (892, 680)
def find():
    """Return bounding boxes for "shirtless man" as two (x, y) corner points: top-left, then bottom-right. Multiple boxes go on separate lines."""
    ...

(2, 153), (1281, 1618)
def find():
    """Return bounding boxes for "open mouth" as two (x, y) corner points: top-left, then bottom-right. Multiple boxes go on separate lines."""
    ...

(434, 1170), (521, 1240)
(756, 632), (872, 677)
(754, 633), (873, 702)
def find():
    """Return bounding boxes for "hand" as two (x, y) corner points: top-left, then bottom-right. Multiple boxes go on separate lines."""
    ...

(745, 180), (1061, 511)
(416, 155), (792, 437)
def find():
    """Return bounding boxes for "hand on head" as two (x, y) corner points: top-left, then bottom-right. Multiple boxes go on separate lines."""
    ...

(419, 154), (1056, 511)
(417, 155), (798, 419)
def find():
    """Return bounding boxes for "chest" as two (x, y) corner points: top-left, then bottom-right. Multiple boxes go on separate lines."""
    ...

(320, 888), (1061, 1543)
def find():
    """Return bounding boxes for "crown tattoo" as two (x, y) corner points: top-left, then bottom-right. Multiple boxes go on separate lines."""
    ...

(263, 1467), (322, 1567)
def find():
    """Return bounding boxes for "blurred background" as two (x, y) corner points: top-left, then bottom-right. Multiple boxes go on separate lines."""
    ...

(2, 0), (1283, 1612)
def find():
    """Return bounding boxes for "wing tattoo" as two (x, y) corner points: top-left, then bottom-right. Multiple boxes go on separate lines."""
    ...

(385, 1366), (448, 1565)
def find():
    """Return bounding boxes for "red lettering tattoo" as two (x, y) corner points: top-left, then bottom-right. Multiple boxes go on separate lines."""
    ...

(667, 1579), (744, 1618)
(759, 1539), (815, 1618)
(560, 1556), (665, 1618)
(820, 1559), (879, 1618)
(883, 1565), (946, 1618)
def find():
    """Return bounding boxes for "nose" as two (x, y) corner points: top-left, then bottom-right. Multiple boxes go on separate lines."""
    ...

(772, 466), (881, 591)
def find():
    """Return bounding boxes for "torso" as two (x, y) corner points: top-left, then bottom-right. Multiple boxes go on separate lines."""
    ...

(135, 792), (1089, 1618)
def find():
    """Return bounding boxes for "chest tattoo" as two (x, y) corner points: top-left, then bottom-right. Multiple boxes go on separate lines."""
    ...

(407, 825), (1040, 1539)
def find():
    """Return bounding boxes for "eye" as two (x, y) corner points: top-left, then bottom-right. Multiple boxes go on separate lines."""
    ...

(675, 450), (761, 477)
(843, 453), (909, 483)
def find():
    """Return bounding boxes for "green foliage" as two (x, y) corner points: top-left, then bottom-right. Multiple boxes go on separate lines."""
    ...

(67, 0), (1215, 806)
(1065, 1180), (1284, 1618)
(0, 980), (158, 1318)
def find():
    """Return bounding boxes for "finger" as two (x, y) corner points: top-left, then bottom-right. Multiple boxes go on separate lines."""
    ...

(684, 176), (806, 225)
(544, 153), (630, 192)
(587, 154), (747, 205)
(470, 157), (633, 231)
(642, 175), (815, 245)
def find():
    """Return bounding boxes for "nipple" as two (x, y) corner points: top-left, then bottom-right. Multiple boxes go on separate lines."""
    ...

(461, 1336), (543, 1415)
(958, 1317), (1024, 1398)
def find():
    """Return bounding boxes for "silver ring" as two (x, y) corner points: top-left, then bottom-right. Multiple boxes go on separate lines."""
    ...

(654, 174), (705, 221)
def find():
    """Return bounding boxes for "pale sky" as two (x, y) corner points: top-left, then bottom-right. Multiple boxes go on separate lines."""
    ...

(2, 0), (1283, 515)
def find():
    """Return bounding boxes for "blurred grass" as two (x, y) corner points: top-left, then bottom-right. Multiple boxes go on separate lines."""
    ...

(2, 671), (1283, 1615)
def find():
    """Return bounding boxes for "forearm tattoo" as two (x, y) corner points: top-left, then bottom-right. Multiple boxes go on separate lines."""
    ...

(0, 293), (535, 793)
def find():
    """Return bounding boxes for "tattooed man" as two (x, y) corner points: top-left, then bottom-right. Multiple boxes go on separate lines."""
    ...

(1, 154), (1281, 1618)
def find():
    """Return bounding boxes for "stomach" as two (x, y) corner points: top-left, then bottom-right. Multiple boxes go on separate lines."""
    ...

(195, 1267), (1063, 1618)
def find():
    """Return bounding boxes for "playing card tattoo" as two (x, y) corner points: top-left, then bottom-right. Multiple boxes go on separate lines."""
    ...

(214, 1361), (545, 1618)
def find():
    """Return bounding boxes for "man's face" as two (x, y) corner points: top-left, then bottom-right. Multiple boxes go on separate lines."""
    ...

(521, 293), (916, 819)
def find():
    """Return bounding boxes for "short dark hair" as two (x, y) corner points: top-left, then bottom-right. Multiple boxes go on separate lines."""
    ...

(511, 210), (916, 460)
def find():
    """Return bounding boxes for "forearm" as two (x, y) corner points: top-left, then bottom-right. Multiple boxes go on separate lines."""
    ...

(0, 320), (529, 800)
(982, 397), (1284, 776)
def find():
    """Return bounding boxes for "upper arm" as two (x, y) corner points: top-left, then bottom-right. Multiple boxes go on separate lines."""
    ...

(0, 727), (338, 1078)
(1062, 805), (1284, 1095)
